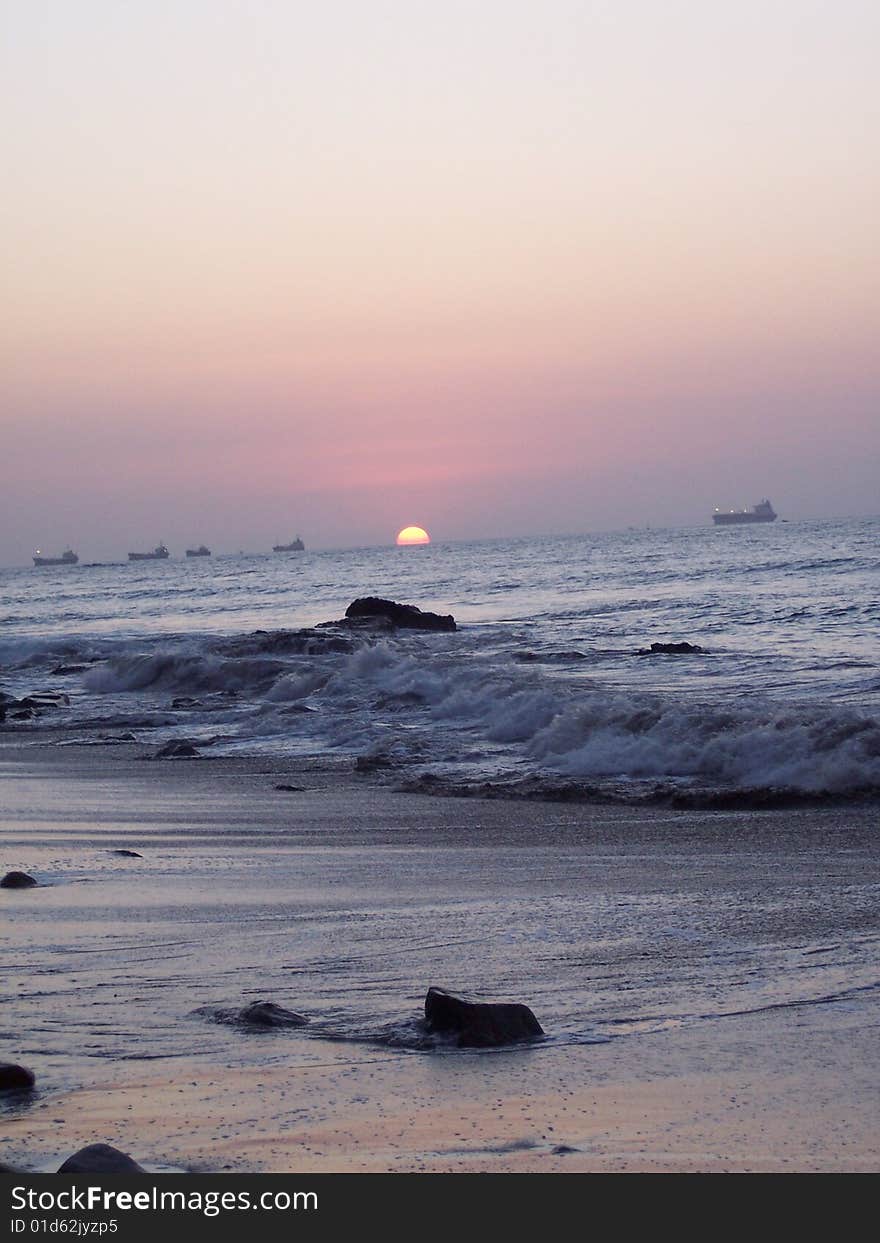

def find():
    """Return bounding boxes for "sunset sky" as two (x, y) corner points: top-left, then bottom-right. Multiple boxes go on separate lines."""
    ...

(2, 0), (878, 561)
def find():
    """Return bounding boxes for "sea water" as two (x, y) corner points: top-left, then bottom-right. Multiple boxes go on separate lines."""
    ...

(2, 517), (878, 800)
(1, 519), (879, 1153)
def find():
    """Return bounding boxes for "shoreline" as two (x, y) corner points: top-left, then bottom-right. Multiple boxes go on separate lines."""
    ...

(2, 741), (879, 1174)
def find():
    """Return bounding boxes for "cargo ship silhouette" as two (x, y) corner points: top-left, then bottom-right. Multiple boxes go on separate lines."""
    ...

(713, 500), (777, 526)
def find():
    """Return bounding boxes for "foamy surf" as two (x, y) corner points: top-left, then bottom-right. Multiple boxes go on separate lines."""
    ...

(2, 521), (878, 800)
(3, 623), (879, 800)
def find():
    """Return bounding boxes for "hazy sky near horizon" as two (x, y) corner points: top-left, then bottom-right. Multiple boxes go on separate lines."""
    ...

(2, 0), (878, 561)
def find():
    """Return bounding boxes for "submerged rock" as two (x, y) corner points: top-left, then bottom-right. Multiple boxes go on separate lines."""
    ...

(2, 692), (70, 721)
(354, 752), (397, 774)
(153, 739), (200, 759)
(1, 871), (37, 889)
(424, 987), (544, 1048)
(274, 784), (306, 792)
(110, 849), (143, 858)
(637, 641), (704, 655)
(0, 1062), (36, 1092)
(238, 1000), (308, 1028)
(57, 1144), (144, 1174)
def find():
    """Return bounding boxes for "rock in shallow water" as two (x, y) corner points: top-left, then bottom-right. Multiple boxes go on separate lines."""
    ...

(239, 1000), (308, 1028)
(0, 1062), (36, 1092)
(637, 641), (704, 655)
(1, 871), (37, 889)
(153, 739), (200, 759)
(424, 987), (544, 1048)
(57, 1144), (144, 1174)
(324, 597), (457, 632)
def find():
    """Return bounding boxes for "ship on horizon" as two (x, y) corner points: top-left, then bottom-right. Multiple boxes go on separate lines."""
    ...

(33, 548), (78, 566)
(713, 499), (777, 526)
(186, 545), (211, 557)
(272, 536), (305, 552)
(128, 544), (170, 561)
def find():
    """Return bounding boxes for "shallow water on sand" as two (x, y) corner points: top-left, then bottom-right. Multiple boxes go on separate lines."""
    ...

(3, 752), (878, 1123)
(3, 521), (879, 1172)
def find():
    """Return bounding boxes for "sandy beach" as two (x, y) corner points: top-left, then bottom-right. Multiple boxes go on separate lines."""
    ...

(2, 739), (878, 1174)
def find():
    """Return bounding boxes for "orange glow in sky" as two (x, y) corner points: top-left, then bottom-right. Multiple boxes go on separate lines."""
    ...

(396, 526), (431, 546)
(1, 3), (878, 562)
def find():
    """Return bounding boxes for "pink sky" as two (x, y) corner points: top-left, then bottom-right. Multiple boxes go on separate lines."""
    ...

(2, 1), (878, 561)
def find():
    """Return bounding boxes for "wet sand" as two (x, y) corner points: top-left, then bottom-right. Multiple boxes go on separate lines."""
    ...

(2, 740), (879, 1173)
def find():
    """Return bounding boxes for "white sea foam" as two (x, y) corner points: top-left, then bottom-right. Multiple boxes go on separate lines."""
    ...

(4, 626), (875, 796)
(5, 518), (879, 798)
(258, 639), (880, 796)
(83, 651), (286, 694)
(528, 693), (880, 793)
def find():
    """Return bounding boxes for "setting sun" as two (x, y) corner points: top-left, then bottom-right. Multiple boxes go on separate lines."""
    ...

(396, 525), (431, 546)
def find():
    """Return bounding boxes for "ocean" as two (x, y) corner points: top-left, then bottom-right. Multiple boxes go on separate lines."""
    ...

(2, 517), (879, 1171)
(2, 517), (878, 801)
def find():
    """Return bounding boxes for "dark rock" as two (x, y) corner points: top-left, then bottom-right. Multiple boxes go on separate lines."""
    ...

(1, 871), (38, 889)
(171, 697), (202, 709)
(0, 1062), (36, 1092)
(238, 1000), (308, 1028)
(637, 641), (704, 655)
(274, 784), (306, 792)
(316, 614), (396, 633)
(218, 629), (354, 657)
(424, 987), (544, 1048)
(355, 752), (396, 773)
(51, 664), (89, 675)
(341, 597), (456, 632)
(57, 1144), (144, 1175)
(110, 849), (143, 858)
(153, 740), (200, 759)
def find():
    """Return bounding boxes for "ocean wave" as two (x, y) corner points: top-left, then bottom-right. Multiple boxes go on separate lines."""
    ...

(11, 621), (880, 800)
(312, 642), (880, 797)
(527, 694), (880, 794)
(84, 651), (287, 694)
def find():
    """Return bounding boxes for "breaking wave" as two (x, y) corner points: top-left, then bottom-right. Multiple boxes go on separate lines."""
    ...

(84, 651), (287, 695)
(7, 621), (880, 801)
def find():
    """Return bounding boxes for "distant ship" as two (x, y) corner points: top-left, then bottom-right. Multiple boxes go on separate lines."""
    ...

(128, 544), (170, 561)
(33, 548), (78, 566)
(272, 536), (305, 552)
(186, 545), (211, 557)
(713, 500), (777, 526)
